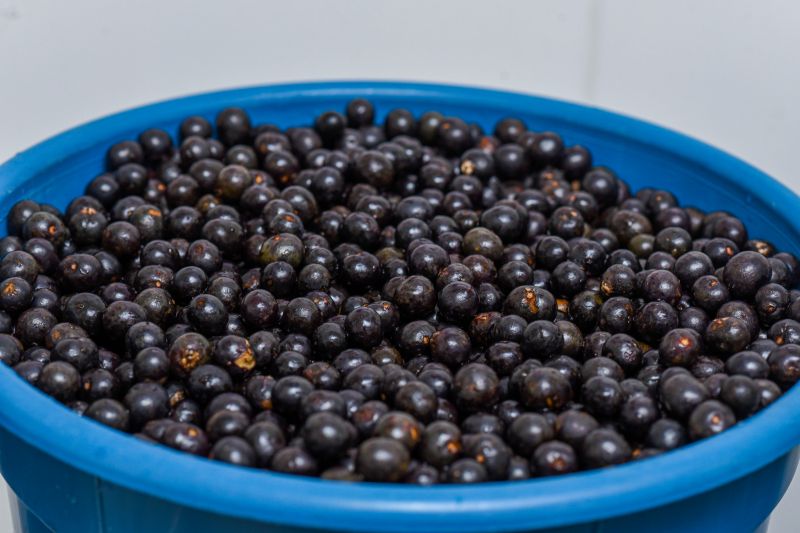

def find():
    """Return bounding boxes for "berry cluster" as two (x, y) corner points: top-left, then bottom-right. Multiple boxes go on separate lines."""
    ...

(1, 99), (797, 484)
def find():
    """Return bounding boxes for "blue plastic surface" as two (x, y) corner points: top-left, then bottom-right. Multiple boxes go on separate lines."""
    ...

(0, 81), (799, 533)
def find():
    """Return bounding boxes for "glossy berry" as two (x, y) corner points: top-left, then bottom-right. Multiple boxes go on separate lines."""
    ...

(688, 400), (736, 440)
(356, 437), (410, 482)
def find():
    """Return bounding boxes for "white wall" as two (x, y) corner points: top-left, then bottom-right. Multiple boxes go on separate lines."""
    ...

(0, 0), (798, 531)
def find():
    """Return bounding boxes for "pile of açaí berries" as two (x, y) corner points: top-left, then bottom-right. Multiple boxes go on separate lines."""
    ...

(1, 99), (798, 484)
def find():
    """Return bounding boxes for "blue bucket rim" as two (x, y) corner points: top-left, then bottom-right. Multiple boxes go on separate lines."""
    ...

(0, 80), (799, 532)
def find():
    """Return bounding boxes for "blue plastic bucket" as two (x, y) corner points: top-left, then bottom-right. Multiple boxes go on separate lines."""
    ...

(0, 81), (799, 533)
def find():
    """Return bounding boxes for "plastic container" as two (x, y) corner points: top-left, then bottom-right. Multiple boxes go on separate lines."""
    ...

(0, 81), (799, 533)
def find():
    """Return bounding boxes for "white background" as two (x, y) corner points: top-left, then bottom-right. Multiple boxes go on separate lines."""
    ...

(0, 0), (799, 531)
